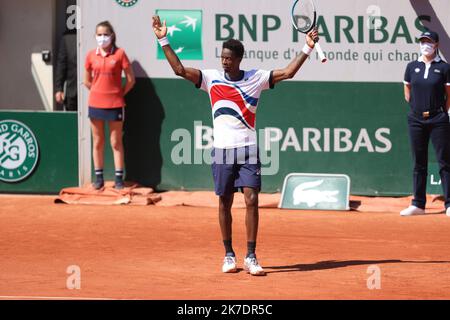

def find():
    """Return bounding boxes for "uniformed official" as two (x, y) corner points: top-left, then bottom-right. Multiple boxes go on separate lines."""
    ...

(401, 30), (450, 216)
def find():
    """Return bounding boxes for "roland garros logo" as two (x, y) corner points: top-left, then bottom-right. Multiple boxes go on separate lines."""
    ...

(115, 0), (139, 8)
(0, 120), (39, 182)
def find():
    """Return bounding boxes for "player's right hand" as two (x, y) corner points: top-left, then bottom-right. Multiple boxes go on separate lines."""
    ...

(306, 28), (319, 48)
(152, 15), (167, 39)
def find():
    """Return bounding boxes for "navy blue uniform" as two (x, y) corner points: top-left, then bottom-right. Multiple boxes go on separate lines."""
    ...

(404, 56), (450, 209)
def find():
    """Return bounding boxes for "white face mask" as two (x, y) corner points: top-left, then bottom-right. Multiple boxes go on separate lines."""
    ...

(420, 42), (436, 56)
(96, 35), (112, 48)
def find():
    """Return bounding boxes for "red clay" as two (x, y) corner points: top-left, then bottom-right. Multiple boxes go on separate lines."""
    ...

(1, 195), (450, 300)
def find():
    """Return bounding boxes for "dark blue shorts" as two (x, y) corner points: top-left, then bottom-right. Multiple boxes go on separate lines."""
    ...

(88, 106), (124, 122)
(211, 146), (261, 196)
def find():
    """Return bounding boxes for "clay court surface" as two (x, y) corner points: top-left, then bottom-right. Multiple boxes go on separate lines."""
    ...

(1, 193), (450, 300)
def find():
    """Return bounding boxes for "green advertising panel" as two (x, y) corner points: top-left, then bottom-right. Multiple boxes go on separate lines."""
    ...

(0, 111), (78, 194)
(156, 10), (203, 60)
(134, 78), (413, 196)
(279, 173), (350, 210)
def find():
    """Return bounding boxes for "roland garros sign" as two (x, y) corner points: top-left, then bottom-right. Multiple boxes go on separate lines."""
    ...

(0, 120), (39, 182)
(115, 0), (139, 8)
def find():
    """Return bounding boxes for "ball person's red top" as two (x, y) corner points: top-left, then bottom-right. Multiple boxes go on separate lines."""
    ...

(85, 47), (131, 109)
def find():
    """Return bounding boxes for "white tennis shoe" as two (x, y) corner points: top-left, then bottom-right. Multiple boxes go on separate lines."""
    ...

(222, 255), (237, 273)
(400, 205), (425, 216)
(244, 256), (265, 276)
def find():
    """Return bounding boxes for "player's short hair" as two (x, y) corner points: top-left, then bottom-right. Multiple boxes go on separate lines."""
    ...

(222, 39), (245, 59)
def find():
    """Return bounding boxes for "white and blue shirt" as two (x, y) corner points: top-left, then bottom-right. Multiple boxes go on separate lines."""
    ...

(197, 69), (274, 149)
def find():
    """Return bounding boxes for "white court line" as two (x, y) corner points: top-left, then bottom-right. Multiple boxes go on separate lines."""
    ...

(0, 194), (55, 198)
(0, 295), (116, 300)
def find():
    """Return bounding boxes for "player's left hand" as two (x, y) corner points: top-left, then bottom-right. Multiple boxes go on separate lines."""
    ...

(152, 15), (167, 39)
(306, 28), (319, 48)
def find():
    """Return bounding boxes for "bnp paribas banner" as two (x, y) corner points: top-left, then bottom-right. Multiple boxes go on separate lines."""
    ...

(79, 0), (450, 82)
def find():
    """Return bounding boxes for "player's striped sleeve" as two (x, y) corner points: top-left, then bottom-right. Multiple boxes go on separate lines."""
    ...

(196, 69), (212, 92)
(258, 70), (274, 91)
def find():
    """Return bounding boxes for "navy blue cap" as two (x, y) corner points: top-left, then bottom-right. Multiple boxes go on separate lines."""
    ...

(418, 30), (439, 43)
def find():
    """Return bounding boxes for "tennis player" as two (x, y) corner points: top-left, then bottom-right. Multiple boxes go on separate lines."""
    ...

(84, 21), (135, 190)
(152, 15), (318, 275)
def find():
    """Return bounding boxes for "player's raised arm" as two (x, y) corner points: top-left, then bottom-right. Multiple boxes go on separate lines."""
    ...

(152, 15), (201, 85)
(271, 29), (318, 84)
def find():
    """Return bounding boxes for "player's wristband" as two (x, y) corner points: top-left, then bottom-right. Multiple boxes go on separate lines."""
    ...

(302, 44), (314, 56)
(158, 37), (170, 47)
